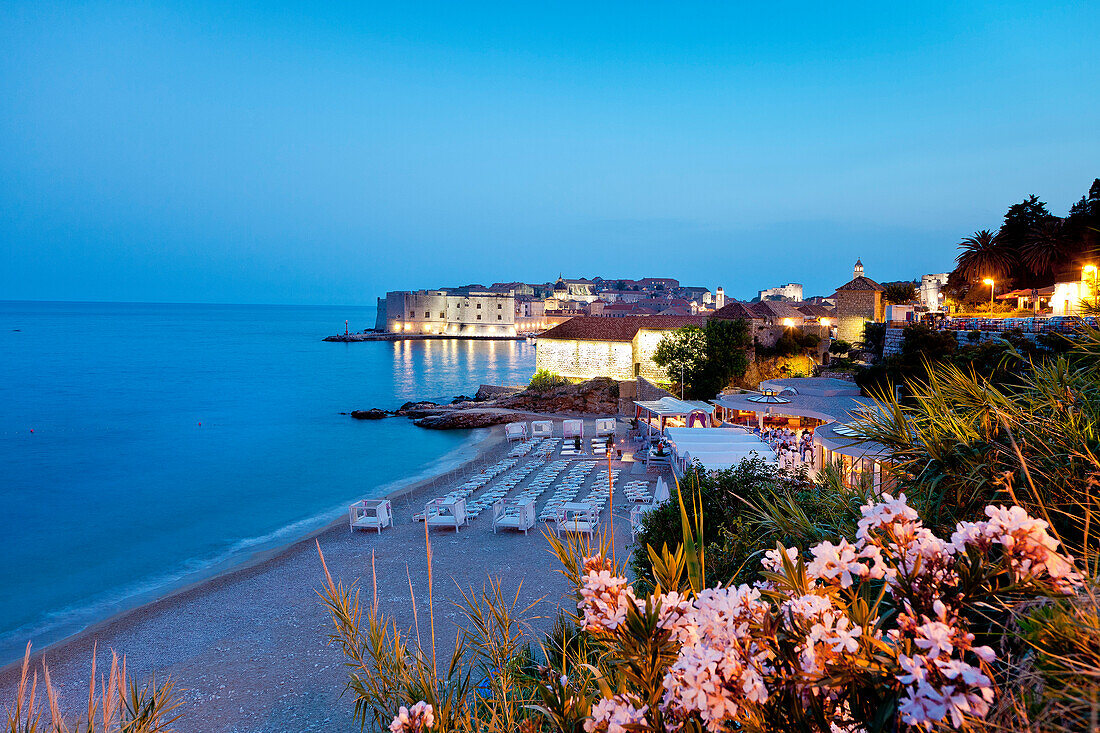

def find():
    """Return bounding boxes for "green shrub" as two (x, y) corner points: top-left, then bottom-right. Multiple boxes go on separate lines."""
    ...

(529, 368), (567, 393)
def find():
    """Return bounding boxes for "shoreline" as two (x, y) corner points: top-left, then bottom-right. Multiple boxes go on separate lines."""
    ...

(0, 426), (504, 676)
(0, 414), (637, 733)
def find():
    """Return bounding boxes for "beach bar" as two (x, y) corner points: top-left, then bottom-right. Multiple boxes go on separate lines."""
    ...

(633, 397), (717, 435)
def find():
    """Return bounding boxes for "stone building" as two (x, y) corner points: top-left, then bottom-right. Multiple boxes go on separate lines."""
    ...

(833, 259), (885, 343)
(534, 315), (702, 382)
(757, 283), (804, 301)
(380, 289), (516, 336)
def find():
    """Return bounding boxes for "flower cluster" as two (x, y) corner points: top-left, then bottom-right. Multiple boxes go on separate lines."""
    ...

(571, 498), (1082, 733)
(661, 585), (773, 731)
(952, 505), (1083, 592)
(389, 701), (434, 733)
(578, 557), (637, 633)
(584, 694), (649, 733)
(578, 557), (692, 634)
(895, 602), (996, 729)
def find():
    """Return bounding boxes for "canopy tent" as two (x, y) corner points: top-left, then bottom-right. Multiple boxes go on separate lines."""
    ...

(665, 427), (775, 473)
(633, 397), (716, 434)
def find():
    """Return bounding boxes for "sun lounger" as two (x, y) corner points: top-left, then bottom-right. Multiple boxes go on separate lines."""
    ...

(349, 499), (393, 533)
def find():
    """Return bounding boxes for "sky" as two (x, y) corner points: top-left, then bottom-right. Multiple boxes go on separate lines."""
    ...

(1, 1), (1098, 304)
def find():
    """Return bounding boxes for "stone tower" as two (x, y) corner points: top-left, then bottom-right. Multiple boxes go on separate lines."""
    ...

(715, 286), (726, 309)
(833, 259), (885, 343)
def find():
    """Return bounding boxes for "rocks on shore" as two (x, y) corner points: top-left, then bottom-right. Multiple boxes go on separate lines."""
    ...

(414, 410), (529, 429)
(350, 377), (622, 430)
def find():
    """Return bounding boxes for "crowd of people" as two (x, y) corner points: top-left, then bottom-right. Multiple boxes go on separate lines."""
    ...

(759, 425), (814, 468)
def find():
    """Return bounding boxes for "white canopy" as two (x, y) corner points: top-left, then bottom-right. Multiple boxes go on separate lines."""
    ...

(665, 427), (775, 471)
(634, 397), (716, 418)
(563, 419), (584, 439)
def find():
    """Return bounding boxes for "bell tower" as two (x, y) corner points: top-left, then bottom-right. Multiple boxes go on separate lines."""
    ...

(853, 259), (864, 278)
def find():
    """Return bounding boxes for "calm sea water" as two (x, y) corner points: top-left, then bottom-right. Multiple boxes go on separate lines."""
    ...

(0, 301), (535, 665)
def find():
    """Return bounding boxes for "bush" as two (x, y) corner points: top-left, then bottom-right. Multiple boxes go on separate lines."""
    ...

(528, 368), (567, 393)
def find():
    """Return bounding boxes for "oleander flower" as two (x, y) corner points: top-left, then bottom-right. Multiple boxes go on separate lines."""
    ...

(762, 546), (800, 573)
(807, 539), (886, 588)
(389, 701), (434, 733)
(661, 585), (773, 730)
(584, 694), (648, 733)
(578, 568), (637, 633)
(952, 505), (1083, 592)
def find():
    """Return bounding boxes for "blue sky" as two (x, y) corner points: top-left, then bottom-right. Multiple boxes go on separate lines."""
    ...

(1, 1), (1097, 304)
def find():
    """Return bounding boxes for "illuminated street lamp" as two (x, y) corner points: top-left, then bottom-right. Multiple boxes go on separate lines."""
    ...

(983, 278), (995, 310)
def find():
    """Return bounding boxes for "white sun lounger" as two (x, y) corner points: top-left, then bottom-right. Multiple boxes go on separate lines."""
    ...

(349, 499), (393, 533)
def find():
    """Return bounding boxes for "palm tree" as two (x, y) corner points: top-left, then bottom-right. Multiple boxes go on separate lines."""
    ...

(955, 229), (1015, 282)
(1021, 218), (1072, 279)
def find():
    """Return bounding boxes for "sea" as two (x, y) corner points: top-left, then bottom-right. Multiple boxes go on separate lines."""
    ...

(0, 301), (535, 667)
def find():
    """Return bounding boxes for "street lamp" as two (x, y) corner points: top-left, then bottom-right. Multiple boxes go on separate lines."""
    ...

(983, 278), (995, 310)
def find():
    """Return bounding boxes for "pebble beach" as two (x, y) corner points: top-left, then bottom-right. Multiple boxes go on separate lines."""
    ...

(0, 420), (641, 732)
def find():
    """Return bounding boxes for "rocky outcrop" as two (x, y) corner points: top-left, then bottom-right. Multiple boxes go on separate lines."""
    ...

(350, 408), (389, 420)
(473, 384), (525, 401)
(414, 410), (529, 430)
(491, 377), (620, 415)
(351, 378), (622, 430)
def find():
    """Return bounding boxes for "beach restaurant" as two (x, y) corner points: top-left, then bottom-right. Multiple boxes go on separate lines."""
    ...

(663, 426), (775, 477)
(632, 396), (716, 434)
(715, 377), (891, 486)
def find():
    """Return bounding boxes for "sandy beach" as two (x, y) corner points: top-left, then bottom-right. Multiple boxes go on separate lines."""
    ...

(0, 418), (643, 732)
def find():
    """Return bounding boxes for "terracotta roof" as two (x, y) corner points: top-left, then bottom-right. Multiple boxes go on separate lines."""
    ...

(711, 302), (761, 321)
(835, 276), (885, 292)
(796, 303), (835, 317)
(538, 315), (704, 342)
(751, 301), (806, 320)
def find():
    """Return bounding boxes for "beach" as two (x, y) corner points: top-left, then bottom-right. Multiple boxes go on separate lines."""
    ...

(0, 420), (639, 732)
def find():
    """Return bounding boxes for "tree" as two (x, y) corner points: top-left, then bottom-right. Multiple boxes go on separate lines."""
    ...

(955, 230), (1015, 282)
(998, 194), (1057, 287)
(1021, 218), (1073, 280)
(653, 319), (751, 398)
(694, 318), (751, 397)
(652, 326), (707, 394)
(882, 281), (918, 304)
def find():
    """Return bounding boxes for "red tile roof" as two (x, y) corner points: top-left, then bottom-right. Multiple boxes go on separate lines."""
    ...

(538, 315), (704, 342)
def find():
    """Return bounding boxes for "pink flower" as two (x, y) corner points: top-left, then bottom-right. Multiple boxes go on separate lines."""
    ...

(389, 701), (434, 732)
(585, 695), (648, 733)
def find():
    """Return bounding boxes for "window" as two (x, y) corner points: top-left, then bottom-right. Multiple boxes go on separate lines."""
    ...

(477, 303), (482, 309)
(439, 312), (445, 318)
(477, 315), (482, 320)
(497, 303), (502, 309)
(497, 315), (502, 320)
(424, 312), (430, 318)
